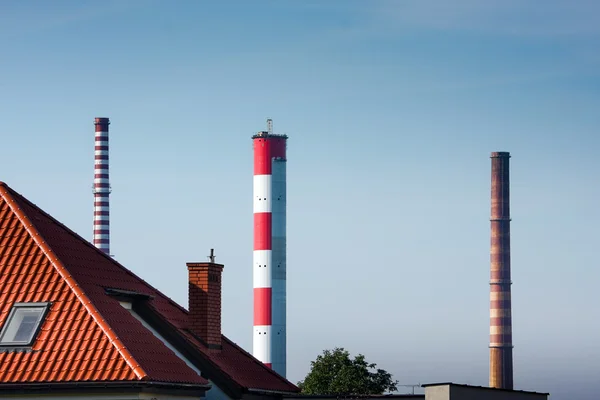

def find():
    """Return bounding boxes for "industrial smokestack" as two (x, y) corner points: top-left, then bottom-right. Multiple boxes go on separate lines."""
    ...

(489, 151), (513, 389)
(93, 117), (111, 255)
(252, 119), (288, 377)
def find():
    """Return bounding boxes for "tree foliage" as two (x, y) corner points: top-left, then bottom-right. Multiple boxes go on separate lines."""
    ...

(297, 347), (398, 396)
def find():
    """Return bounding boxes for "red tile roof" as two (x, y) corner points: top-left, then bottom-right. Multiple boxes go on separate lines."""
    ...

(0, 182), (299, 393)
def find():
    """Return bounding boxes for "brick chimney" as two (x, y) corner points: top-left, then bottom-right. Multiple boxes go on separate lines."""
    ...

(187, 249), (223, 350)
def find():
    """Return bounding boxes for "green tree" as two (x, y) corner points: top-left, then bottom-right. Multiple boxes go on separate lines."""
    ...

(298, 347), (398, 395)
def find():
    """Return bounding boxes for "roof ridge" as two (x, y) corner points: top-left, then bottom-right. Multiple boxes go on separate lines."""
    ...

(1, 183), (190, 316)
(0, 183), (149, 381)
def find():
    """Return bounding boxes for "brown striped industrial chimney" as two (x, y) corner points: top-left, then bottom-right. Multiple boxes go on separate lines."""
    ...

(489, 151), (513, 390)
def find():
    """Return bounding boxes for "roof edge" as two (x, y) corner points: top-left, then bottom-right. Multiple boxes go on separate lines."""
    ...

(0, 184), (149, 381)
(0, 380), (210, 393)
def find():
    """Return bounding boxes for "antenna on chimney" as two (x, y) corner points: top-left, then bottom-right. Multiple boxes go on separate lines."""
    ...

(267, 118), (273, 135)
(208, 249), (216, 263)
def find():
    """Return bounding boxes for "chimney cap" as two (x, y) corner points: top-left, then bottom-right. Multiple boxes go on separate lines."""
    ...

(490, 151), (510, 158)
(94, 117), (110, 124)
(186, 262), (224, 268)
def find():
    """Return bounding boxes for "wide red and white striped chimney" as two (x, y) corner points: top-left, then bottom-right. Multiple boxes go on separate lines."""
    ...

(252, 119), (287, 377)
(93, 117), (111, 255)
(489, 151), (513, 389)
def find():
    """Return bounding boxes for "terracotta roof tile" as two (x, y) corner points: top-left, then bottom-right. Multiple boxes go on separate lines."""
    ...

(0, 182), (298, 392)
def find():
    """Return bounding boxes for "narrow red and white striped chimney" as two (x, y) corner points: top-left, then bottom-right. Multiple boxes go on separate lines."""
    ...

(93, 117), (111, 255)
(252, 119), (288, 377)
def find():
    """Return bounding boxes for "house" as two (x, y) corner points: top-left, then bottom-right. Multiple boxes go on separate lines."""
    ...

(0, 181), (300, 399)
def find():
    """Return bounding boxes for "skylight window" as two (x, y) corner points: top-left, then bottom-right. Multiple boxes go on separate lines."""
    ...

(0, 303), (49, 347)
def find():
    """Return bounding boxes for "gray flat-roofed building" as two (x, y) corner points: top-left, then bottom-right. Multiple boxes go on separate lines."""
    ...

(422, 383), (548, 400)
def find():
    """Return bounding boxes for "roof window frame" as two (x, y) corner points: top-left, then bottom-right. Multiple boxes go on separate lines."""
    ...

(0, 302), (51, 348)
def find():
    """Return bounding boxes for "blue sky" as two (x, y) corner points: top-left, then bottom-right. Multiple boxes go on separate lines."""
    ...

(1, 1), (599, 398)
